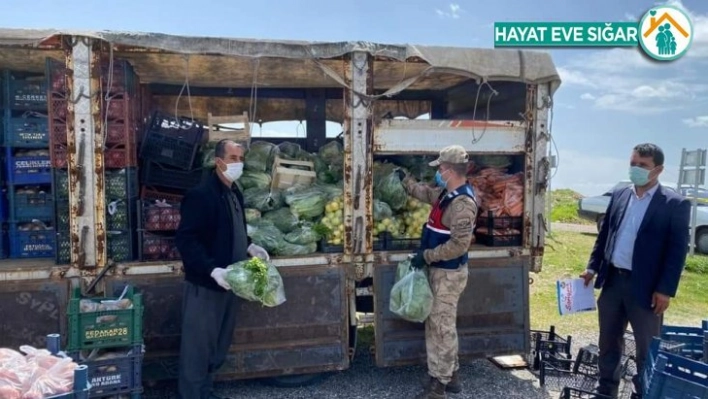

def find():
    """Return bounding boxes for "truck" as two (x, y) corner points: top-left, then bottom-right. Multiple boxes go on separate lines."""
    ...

(0, 28), (561, 387)
(578, 180), (708, 253)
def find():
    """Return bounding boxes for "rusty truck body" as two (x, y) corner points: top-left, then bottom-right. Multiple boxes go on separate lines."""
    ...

(0, 29), (561, 385)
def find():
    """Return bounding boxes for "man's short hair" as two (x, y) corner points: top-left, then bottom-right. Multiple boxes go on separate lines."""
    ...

(633, 143), (664, 166)
(214, 139), (243, 159)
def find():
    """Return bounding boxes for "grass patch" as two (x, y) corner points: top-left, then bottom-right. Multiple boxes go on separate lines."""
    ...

(549, 189), (593, 225)
(532, 231), (708, 334)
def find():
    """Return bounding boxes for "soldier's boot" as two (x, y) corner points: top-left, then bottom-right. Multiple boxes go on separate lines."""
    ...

(414, 378), (446, 399)
(446, 371), (461, 394)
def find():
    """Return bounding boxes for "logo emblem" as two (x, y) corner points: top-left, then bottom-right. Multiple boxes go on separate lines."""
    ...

(638, 5), (693, 61)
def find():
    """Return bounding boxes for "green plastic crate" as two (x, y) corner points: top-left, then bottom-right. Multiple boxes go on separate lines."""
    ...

(67, 285), (143, 351)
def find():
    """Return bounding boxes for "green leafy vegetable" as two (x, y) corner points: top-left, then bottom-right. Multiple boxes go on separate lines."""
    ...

(389, 259), (433, 323)
(225, 257), (286, 307)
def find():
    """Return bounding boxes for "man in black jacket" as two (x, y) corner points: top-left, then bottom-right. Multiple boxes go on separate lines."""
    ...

(175, 139), (269, 399)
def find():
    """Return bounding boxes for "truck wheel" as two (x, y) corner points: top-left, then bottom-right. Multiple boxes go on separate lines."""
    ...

(261, 373), (329, 388)
(596, 215), (605, 233)
(697, 229), (708, 254)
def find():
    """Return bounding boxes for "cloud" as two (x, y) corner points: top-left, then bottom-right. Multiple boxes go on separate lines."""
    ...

(435, 3), (463, 19)
(683, 116), (708, 127)
(580, 93), (596, 100)
(662, 0), (708, 58)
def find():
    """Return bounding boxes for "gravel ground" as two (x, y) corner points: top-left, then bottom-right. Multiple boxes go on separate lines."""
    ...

(142, 330), (611, 399)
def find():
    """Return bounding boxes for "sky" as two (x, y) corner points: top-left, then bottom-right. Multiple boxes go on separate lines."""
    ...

(1, 0), (706, 196)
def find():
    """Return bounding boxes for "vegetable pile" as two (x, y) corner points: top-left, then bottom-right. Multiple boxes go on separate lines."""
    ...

(0, 345), (79, 399)
(225, 257), (286, 307)
(389, 258), (434, 323)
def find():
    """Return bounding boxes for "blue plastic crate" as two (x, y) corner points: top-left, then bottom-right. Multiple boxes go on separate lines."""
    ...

(5, 115), (50, 147)
(9, 222), (56, 258)
(6, 73), (48, 110)
(45, 333), (92, 399)
(6, 148), (52, 185)
(643, 337), (708, 398)
(10, 187), (55, 222)
(0, 187), (7, 222)
(68, 344), (143, 398)
(660, 322), (708, 361)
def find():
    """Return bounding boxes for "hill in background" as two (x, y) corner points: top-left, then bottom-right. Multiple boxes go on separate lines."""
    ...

(548, 189), (593, 225)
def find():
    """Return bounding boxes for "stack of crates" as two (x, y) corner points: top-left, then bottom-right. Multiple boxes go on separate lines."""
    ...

(137, 111), (206, 262)
(66, 285), (145, 398)
(48, 57), (142, 263)
(2, 70), (55, 259)
(641, 320), (708, 398)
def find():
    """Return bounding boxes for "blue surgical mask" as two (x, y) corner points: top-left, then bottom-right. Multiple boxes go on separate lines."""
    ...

(435, 170), (448, 188)
(629, 166), (651, 186)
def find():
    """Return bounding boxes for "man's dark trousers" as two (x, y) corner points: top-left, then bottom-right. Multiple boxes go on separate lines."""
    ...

(597, 267), (663, 397)
(178, 281), (239, 399)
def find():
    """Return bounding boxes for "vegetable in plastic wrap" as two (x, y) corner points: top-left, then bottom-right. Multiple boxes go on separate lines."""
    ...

(262, 207), (300, 234)
(248, 221), (284, 254)
(389, 259), (433, 323)
(395, 155), (437, 182)
(373, 162), (397, 187)
(375, 170), (408, 211)
(240, 171), (272, 190)
(317, 141), (344, 182)
(276, 241), (318, 256)
(285, 186), (327, 220)
(244, 208), (261, 223)
(225, 257), (286, 307)
(373, 199), (393, 222)
(243, 187), (284, 212)
(283, 222), (321, 245)
(276, 141), (313, 165)
(245, 141), (280, 172)
(314, 182), (343, 201)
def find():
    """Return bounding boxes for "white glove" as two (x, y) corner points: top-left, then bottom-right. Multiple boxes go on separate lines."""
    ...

(248, 243), (270, 261)
(210, 268), (231, 290)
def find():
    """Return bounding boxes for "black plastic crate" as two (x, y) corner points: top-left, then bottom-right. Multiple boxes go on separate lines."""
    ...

(558, 387), (611, 399)
(381, 232), (419, 251)
(68, 344), (143, 398)
(5, 73), (47, 110)
(140, 112), (205, 170)
(56, 229), (71, 264)
(107, 197), (137, 231)
(5, 115), (50, 147)
(106, 168), (139, 199)
(528, 326), (573, 371)
(141, 161), (207, 192)
(10, 187), (55, 221)
(53, 168), (69, 200)
(475, 210), (523, 247)
(139, 231), (180, 261)
(9, 221), (56, 258)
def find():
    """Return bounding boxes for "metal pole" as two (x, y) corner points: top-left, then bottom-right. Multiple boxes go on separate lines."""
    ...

(547, 136), (552, 236)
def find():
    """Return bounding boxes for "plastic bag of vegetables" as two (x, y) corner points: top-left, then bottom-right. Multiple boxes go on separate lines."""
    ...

(245, 141), (280, 172)
(389, 258), (433, 323)
(243, 187), (284, 212)
(275, 241), (318, 256)
(262, 208), (300, 234)
(248, 221), (284, 254)
(225, 257), (286, 307)
(283, 222), (321, 245)
(284, 186), (327, 220)
(244, 208), (261, 223)
(375, 170), (408, 211)
(240, 171), (272, 190)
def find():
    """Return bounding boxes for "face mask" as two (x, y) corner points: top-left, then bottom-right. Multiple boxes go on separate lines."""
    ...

(222, 162), (244, 182)
(435, 170), (449, 188)
(629, 166), (651, 186)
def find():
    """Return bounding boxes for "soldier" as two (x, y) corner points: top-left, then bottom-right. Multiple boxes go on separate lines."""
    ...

(395, 144), (478, 399)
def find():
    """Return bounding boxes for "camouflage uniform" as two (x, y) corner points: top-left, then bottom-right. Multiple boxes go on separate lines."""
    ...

(403, 146), (478, 391)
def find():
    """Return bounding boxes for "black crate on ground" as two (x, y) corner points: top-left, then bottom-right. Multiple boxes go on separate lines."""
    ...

(141, 161), (207, 192)
(527, 326), (573, 371)
(558, 387), (612, 399)
(140, 112), (205, 170)
(68, 344), (144, 398)
(475, 210), (523, 247)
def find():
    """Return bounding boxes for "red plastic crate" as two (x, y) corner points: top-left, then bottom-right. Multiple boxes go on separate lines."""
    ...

(140, 186), (184, 203)
(49, 93), (68, 122)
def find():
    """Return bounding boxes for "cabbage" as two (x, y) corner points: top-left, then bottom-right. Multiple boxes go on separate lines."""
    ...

(285, 187), (327, 220)
(243, 187), (284, 212)
(283, 223), (321, 245)
(375, 170), (408, 211)
(245, 141), (280, 172)
(318, 141), (343, 182)
(240, 171), (272, 190)
(275, 241), (318, 256)
(262, 208), (300, 234)
(314, 182), (343, 201)
(373, 199), (393, 222)
(389, 259), (433, 323)
(225, 257), (286, 307)
(244, 208), (261, 223)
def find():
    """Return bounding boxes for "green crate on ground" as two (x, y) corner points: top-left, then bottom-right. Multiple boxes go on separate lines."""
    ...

(67, 285), (144, 351)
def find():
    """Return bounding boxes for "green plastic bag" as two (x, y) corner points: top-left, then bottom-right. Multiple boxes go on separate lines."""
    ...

(389, 259), (433, 323)
(225, 258), (286, 307)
